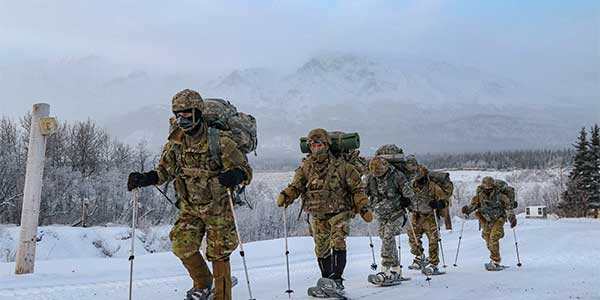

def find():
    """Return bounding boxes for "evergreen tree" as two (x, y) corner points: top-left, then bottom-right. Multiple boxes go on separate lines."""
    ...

(588, 124), (600, 213)
(560, 127), (593, 217)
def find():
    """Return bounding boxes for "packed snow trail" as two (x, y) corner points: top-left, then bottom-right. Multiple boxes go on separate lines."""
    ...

(1, 217), (599, 300)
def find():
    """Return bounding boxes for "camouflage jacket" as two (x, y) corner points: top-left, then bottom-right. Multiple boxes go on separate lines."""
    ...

(154, 124), (252, 206)
(366, 168), (408, 220)
(282, 153), (367, 217)
(470, 188), (514, 222)
(404, 178), (447, 214)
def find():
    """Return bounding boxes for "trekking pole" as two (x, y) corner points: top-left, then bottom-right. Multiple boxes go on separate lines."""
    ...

(397, 234), (402, 269)
(128, 188), (139, 300)
(283, 207), (294, 297)
(453, 216), (467, 267)
(512, 227), (522, 267)
(433, 210), (447, 268)
(154, 184), (176, 207)
(227, 189), (256, 300)
(366, 222), (378, 270)
(404, 208), (431, 283)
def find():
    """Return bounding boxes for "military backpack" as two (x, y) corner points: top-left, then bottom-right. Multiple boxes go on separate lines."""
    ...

(429, 171), (454, 201)
(203, 98), (258, 157)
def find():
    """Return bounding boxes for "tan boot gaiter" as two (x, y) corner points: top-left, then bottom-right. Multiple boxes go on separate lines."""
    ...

(181, 252), (213, 289)
(212, 260), (232, 300)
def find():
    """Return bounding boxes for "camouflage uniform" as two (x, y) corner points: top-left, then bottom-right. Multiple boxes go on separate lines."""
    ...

(155, 90), (252, 300)
(464, 177), (515, 263)
(279, 129), (370, 283)
(366, 157), (408, 268)
(404, 167), (447, 267)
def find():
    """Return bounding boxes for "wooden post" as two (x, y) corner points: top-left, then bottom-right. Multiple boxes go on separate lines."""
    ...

(15, 103), (54, 275)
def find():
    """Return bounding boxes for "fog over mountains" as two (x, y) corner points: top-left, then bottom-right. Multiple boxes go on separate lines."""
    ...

(107, 53), (596, 157)
(1, 53), (597, 157)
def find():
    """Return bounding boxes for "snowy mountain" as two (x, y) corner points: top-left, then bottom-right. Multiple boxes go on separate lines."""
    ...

(109, 54), (589, 155)
(1, 218), (598, 300)
(1, 53), (594, 155)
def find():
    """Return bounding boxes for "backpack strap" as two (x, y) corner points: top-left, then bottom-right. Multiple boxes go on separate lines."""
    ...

(207, 126), (223, 167)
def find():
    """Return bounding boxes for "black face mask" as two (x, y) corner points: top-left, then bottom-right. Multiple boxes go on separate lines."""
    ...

(416, 176), (427, 186)
(175, 109), (202, 134)
(176, 115), (194, 130)
(483, 188), (493, 195)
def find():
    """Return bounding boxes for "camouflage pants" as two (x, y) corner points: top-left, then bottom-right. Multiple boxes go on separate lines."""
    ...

(377, 213), (404, 268)
(169, 194), (239, 262)
(480, 217), (505, 262)
(310, 211), (352, 258)
(407, 212), (440, 266)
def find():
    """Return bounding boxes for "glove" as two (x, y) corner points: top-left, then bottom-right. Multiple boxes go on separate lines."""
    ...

(353, 193), (369, 214)
(429, 200), (446, 209)
(399, 197), (411, 208)
(218, 168), (246, 188)
(437, 200), (447, 209)
(360, 207), (373, 223)
(461, 205), (471, 215)
(509, 215), (517, 228)
(127, 171), (159, 191)
(277, 193), (293, 208)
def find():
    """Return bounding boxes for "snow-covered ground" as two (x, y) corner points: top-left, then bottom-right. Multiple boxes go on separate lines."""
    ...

(1, 216), (599, 300)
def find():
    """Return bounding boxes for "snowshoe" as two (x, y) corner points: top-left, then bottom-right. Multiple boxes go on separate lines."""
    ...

(368, 271), (410, 286)
(484, 262), (509, 271)
(186, 287), (212, 300)
(191, 276), (237, 300)
(421, 265), (445, 276)
(307, 277), (347, 299)
(408, 256), (429, 270)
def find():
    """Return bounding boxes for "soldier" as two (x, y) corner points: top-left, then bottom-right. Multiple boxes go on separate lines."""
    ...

(277, 128), (372, 297)
(366, 156), (411, 284)
(462, 176), (517, 271)
(127, 89), (252, 300)
(404, 155), (419, 179)
(404, 165), (448, 275)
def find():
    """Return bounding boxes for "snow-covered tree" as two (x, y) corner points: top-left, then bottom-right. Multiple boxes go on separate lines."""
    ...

(588, 124), (600, 213)
(559, 127), (594, 217)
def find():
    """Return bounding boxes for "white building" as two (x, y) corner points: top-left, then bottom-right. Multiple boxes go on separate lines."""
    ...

(526, 205), (547, 219)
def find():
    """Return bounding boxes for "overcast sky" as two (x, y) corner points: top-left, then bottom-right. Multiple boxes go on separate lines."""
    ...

(0, 0), (598, 115)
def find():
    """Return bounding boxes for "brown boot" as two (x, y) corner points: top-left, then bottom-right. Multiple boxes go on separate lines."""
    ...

(212, 259), (232, 300)
(181, 252), (213, 289)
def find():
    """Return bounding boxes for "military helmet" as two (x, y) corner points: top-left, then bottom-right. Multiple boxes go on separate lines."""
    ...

(369, 156), (389, 177)
(375, 144), (404, 156)
(405, 154), (417, 165)
(482, 176), (495, 189)
(418, 165), (429, 177)
(307, 128), (332, 145)
(172, 89), (204, 113)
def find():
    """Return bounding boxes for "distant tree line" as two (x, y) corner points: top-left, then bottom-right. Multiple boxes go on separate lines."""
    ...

(418, 149), (574, 170)
(250, 149), (575, 172)
(559, 124), (600, 217)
